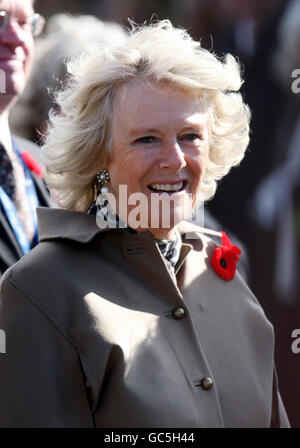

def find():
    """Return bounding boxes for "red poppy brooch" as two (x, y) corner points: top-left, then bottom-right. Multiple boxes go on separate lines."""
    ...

(21, 151), (43, 178)
(211, 231), (241, 281)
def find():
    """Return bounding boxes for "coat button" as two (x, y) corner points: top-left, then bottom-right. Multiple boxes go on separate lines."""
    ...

(201, 376), (213, 390)
(172, 307), (185, 320)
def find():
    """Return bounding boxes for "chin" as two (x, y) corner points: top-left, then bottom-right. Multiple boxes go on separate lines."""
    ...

(147, 227), (177, 241)
(149, 209), (187, 232)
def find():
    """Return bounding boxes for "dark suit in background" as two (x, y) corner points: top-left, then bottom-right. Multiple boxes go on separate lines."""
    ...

(0, 136), (52, 279)
(0, 2), (49, 278)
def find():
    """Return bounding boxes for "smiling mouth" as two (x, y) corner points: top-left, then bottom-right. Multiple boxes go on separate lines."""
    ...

(148, 181), (187, 193)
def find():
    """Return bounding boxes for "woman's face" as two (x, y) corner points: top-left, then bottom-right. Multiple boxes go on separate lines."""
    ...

(106, 80), (210, 239)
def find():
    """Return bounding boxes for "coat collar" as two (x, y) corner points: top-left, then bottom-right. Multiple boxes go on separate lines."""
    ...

(37, 207), (209, 245)
(37, 207), (107, 243)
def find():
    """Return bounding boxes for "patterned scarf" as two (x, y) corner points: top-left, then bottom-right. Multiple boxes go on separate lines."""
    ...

(89, 192), (182, 268)
(155, 230), (181, 268)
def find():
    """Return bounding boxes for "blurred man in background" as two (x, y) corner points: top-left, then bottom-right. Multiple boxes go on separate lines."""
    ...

(0, 0), (51, 278)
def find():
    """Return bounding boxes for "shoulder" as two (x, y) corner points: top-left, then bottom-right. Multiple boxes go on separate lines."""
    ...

(0, 236), (93, 355)
(1, 233), (84, 296)
(0, 206), (108, 328)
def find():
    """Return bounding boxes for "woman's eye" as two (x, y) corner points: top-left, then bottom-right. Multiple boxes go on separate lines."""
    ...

(135, 136), (158, 144)
(179, 133), (201, 142)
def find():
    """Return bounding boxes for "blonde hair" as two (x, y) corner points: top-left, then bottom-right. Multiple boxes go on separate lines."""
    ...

(42, 19), (250, 211)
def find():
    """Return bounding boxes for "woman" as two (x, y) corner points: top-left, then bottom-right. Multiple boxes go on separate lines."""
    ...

(0, 20), (289, 428)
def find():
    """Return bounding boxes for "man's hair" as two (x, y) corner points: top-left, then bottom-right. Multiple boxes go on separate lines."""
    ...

(42, 19), (250, 211)
(10, 13), (127, 142)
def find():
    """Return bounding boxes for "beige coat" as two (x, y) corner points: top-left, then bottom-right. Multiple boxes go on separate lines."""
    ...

(0, 207), (289, 428)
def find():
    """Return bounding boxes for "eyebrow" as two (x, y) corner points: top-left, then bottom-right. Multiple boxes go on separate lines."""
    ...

(129, 128), (160, 137)
(129, 124), (204, 137)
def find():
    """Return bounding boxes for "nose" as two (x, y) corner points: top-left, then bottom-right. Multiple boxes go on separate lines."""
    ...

(158, 139), (187, 171)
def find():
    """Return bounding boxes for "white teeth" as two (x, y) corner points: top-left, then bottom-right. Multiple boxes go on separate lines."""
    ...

(149, 182), (183, 191)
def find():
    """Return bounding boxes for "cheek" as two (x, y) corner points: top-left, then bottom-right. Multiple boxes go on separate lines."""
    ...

(108, 154), (140, 191)
(109, 148), (154, 186)
(190, 151), (208, 182)
(24, 38), (34, 73)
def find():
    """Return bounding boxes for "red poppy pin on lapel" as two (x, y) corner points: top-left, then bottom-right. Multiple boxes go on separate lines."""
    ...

(21, 151), (43, 178)
(211, 231), (241, 281)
